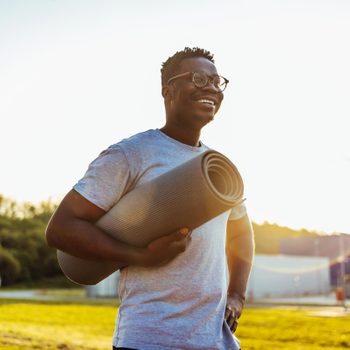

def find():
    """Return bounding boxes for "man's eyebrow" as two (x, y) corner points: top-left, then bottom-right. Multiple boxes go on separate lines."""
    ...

(196, 69), (219, 77)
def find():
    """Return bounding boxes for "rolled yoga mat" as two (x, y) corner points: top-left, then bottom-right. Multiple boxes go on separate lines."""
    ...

(57, 150), (244, 285)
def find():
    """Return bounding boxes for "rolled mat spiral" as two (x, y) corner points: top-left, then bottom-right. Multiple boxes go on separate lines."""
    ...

(57, 150), (244, 285)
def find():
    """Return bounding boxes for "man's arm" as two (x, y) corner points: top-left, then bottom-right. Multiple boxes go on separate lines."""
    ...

(225, 214), (255, 333)
(45, 189), (191, 267)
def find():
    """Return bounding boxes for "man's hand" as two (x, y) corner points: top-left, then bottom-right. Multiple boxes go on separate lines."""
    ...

(225, 293), (245, 333)
(138, 228), (192, 267)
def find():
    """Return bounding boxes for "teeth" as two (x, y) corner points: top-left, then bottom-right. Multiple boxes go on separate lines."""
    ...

(198, 99), (215, 106)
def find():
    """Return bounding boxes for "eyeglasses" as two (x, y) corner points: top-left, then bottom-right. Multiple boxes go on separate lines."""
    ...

(167, 71), (229, 93)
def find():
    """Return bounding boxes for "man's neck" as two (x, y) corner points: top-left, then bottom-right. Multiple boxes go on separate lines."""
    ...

(160, 125), (201, 147)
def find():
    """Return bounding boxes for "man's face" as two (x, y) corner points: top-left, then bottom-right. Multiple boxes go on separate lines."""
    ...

(166, 57), (224, 130)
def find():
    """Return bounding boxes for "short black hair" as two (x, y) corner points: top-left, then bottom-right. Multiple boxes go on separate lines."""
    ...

(161, 47), (215, 86)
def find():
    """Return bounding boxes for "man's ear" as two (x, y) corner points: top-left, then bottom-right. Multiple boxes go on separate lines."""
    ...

(162, 85), (170, 99)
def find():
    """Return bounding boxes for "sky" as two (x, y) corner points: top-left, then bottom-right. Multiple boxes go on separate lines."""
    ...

(0, 0), (349, 234)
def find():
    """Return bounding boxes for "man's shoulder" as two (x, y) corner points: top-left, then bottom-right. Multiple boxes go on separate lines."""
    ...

(109, 129), (159, 150)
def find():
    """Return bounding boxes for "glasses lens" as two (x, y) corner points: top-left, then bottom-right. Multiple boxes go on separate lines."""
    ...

(192, 72), (208, 88)
(213, 76), (227, 92)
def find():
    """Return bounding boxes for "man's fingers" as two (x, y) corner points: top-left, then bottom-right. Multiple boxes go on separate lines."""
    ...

(225, 306), (237, 320)
(225, 307), (231, 320)
(175, 227), (191, 240)
(169, 234), (191, 253)
(225, 306), (239, 333)
(227, 314), (234, 328)
(226, 314), (238, 333)
(231, 319), (238, 333)
(179, 227), (190, 236)
(144, 227), (192, 266)
(163, 227), (191, 242)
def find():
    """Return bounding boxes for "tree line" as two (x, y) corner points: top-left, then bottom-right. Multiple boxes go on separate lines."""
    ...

(0, 195), (318, 286)
(0, 196), (59, 286)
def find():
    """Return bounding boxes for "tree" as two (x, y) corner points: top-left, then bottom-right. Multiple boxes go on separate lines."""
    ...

(0, 195), (60, 285)
(0, 247), (21, 285)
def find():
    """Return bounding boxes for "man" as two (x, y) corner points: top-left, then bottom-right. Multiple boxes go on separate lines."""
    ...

(46, 47), (254, 350)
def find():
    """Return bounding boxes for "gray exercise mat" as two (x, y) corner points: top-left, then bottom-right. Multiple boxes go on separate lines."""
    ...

(57, 150), (244, 285)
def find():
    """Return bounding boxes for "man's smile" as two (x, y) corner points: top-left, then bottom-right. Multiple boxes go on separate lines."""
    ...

(195, 95), (219, 109)
(197, 99), (215, 106)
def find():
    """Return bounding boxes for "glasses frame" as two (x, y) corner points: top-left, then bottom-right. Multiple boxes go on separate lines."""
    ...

(167, 71), (229, 93)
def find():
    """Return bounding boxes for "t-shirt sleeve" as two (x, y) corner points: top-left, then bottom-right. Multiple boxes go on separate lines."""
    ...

(73, 145), (131, 211)
(228, 201), (247, 221)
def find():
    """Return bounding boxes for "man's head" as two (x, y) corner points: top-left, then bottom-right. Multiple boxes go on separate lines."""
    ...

(161, 47), (215, 87)
(161, 47), (227, 131)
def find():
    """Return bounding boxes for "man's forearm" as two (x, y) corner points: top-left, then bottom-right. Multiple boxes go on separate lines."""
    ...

(45, 189), (191, 268)
(227, 253), (253, 300)
(226, 217), (255, 300)
(46, 213), (144, 265)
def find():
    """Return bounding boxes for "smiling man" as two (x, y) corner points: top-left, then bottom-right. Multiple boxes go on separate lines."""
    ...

(160, 55), (225, 145)
(46, 47), (254, 350)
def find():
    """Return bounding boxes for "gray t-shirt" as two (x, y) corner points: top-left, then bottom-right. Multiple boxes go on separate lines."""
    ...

(74, 129), (246, 350)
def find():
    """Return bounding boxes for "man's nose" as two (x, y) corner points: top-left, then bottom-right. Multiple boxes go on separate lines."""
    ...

(203, 79), (219, 93)
(202, 81), (223, 98)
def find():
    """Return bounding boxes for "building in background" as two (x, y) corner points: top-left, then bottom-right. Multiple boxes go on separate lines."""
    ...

(246, 255), (330, 300)
(86, 255), (331, 300)
(280, 233), (350, 296)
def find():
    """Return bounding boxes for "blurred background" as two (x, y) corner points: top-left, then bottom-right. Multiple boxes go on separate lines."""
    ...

(0, 1), (349, 349)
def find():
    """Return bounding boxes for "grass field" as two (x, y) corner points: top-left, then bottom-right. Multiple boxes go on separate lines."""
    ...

(0, 299), (349, 350)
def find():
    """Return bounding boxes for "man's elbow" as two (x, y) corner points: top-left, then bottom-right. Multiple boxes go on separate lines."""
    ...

(45, 216), (63, 249)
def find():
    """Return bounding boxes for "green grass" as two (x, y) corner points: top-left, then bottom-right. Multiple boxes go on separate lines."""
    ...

(0, 301), (349, 350)
(0, 301), (116, 350)
(236, 307), (350, 350)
